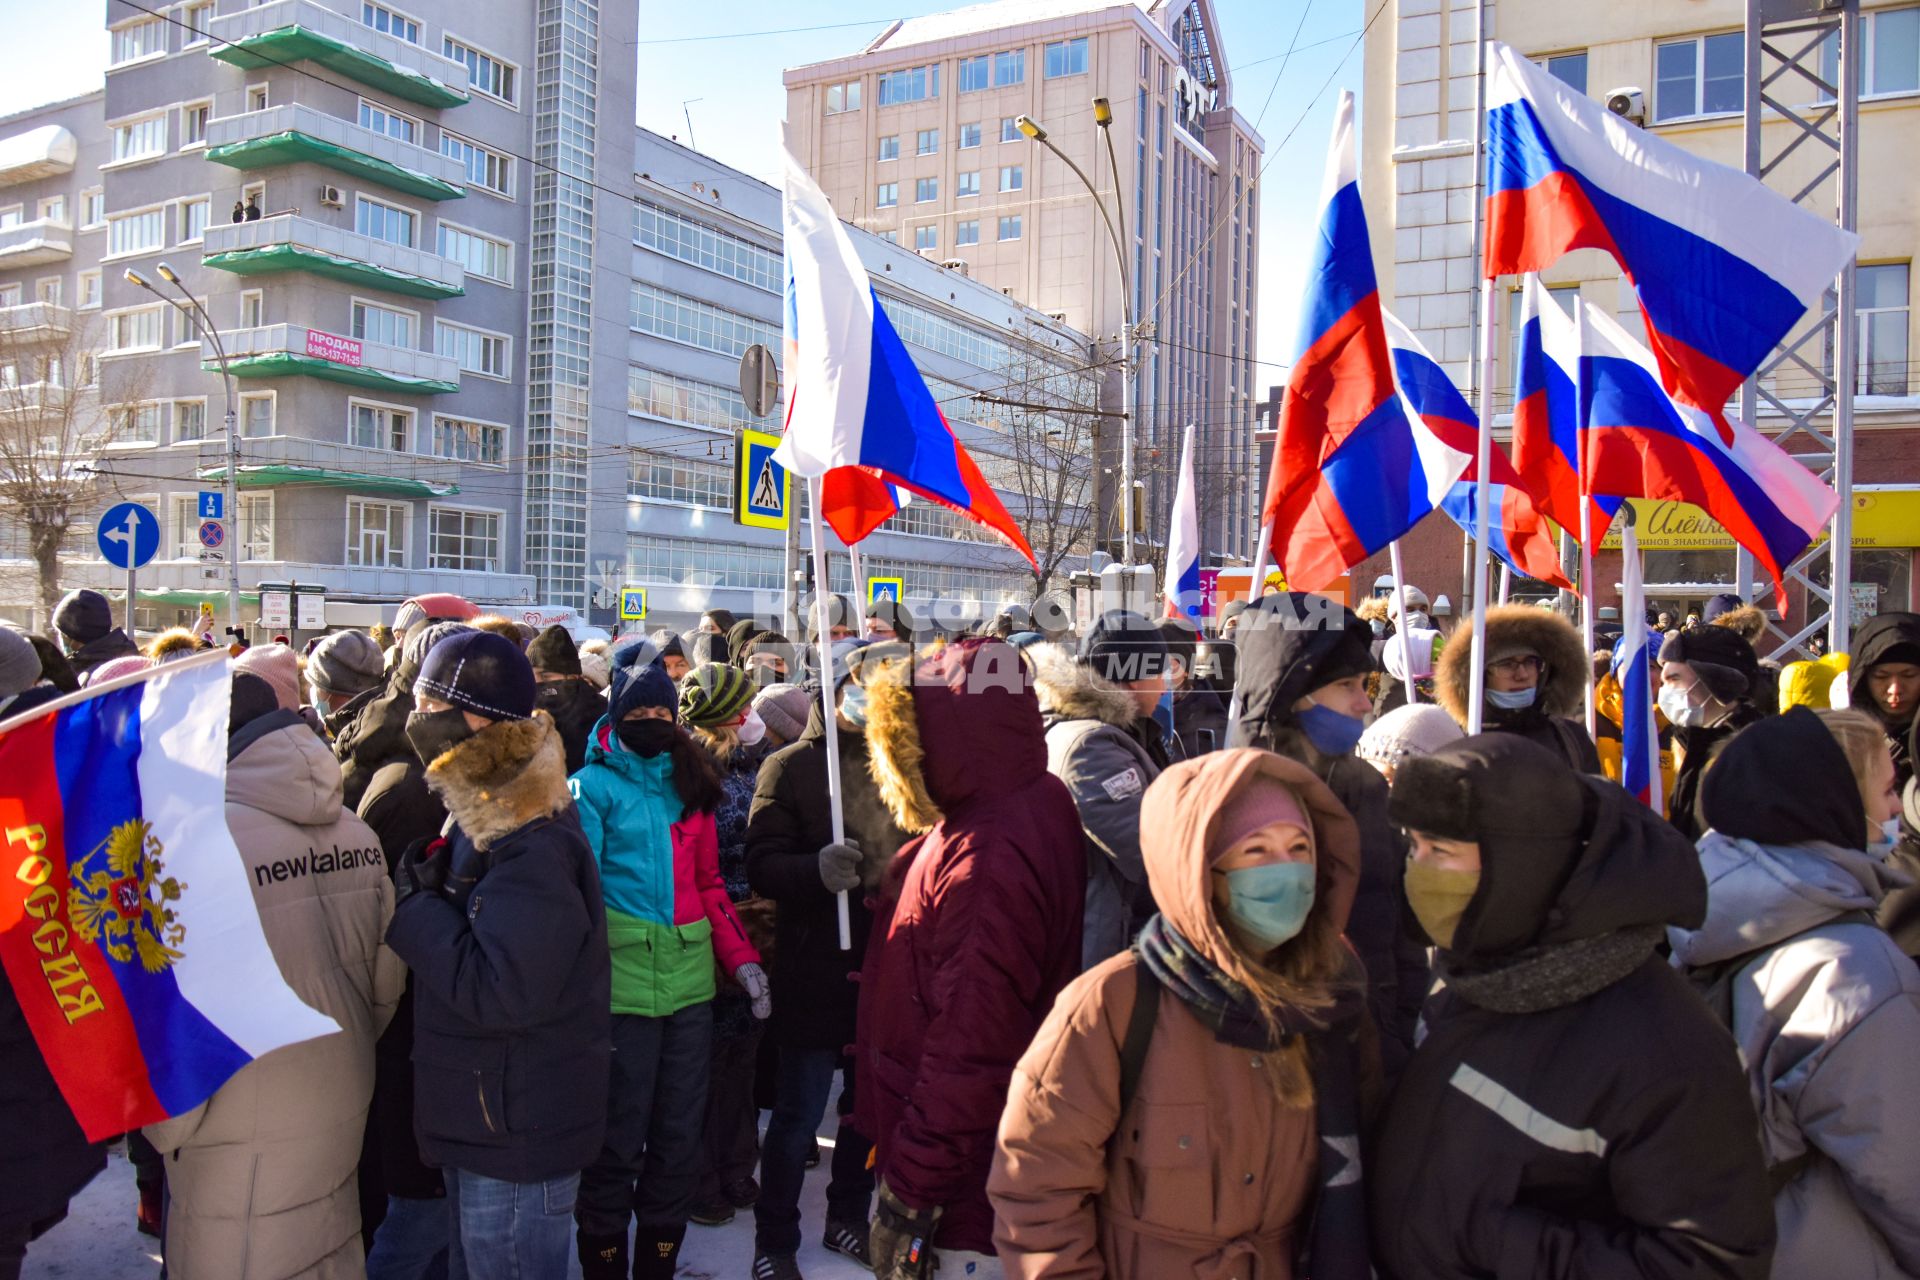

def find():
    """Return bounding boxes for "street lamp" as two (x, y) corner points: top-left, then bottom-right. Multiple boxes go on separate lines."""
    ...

(1017, 107), (1139, 566)
(126, 263), (241, 634)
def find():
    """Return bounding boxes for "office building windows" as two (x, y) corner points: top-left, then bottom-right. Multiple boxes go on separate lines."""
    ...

(1543, 51), (1589, 95)
(998, 215), (1022, 241)
(627, 366), (777, 432)
(438, 222), (512, 283)
(878, 135), (899, 161)
(1044, 37), (1089, 79)
(958, 121), (981, 148)
(877, 182), (898, 207)
(625, 534), (784, 590)
(178, 197), (209, 244)
(1655, 32), (1744, 121)
(350, 401), (414, 452)
(957, 170), (979, 197)
(347, 499), (409, 567)
(180, 101), (210, 147)
(825, 79), (862, 113)
(436, 320), (511, 378)
(429, 507), (502, 571)
(994, 50), (1025, 86)
(958, 55), (989, 92)
(914, 224), (938, 251)
(633, 201), (780, 292)
(955, 219), (979, 246)
(1821, 7), (1920, 97)
(917, 129), (939, 155)
(916, 176), (938, 202)
(877, 64), (939, 105)
(629, 283), (779, 358)
(362, 1), (421, 43)
(1000, 116), (1020, 142)
(999, 164), (1023, 192)
(355, 196), (416, 248)
(443, 36), (516, 105)
(627, 451), (732, 508)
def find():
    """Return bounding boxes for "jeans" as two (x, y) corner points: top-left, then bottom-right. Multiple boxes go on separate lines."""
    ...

(578, 1004), (714, 1238)
(366, 1194), (449, 1280)
(753, 1047), (874, 1255)
(445, 1168), (578, 1280)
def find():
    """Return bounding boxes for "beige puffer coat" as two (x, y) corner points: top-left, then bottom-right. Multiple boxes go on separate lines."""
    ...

(145, 713), (404, 1279)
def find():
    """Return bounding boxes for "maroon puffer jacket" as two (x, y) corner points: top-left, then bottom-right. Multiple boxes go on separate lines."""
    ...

(856, 638), (1087, 1254)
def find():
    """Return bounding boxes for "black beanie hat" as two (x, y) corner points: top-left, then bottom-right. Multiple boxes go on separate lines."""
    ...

(1078, 610), (1171, 683)
(415, 630), (537, 722)
(229, 672), (281, 737)
(1700, 707), (1867, 850)
(53, 589), (114, 646)
(1658, 625), (1758, 704)
(526, 624), (582, 677)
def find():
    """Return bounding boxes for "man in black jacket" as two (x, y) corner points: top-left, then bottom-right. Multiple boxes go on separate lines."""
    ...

(744, 647), (908, 1280)
(385, 630), (611, 1280)
(51, 589), (138, 681)
(1154, 615), (1228, 760)
(1658, 625), (1764, 841)
(526, 625), (605, 774)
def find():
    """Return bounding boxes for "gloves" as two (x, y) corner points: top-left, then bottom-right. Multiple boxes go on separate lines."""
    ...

(869, 1180), (942, 1280)
(734, 962), (771, 1020)
(395, 837), (450, 901)
(818, 838), (863, 893)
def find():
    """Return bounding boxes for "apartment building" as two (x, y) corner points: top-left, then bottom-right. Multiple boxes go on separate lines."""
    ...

(0, 0), (1090, 635)
(1360, 0), (1920, 628)
(785, 0), (1265, 568)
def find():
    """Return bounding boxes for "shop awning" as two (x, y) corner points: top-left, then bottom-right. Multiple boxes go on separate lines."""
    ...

(137, 589), (261, 607)
(206, 352), (461, 396)
(206, 130), (465, 202)
(210, 26), (471, 109)
(197, 463), (460, 498)
(203, 242), (464, 300)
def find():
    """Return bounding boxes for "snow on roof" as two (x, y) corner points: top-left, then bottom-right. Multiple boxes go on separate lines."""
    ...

(868, 0), (1153, 53)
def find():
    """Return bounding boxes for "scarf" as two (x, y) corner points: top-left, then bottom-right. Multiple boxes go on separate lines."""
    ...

(1441, 924), (1664, 1014)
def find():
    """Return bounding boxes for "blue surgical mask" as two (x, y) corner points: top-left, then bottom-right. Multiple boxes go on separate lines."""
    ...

(1487, 686), (1538, 711)
(1154, 688), (1175, 734)
(1872, 816), (1902, 852)
(838, 681), (869, 728)
(1222, 861), (1317, 951)
(1296, 703), (1366, 756)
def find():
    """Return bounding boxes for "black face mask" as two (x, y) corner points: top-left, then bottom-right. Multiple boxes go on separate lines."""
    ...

(535, 682), (573, 708)
(407, 706), (476, 765)
(616, 718), (676, 758)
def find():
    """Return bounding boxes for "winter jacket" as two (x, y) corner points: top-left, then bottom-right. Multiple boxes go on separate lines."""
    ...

(535, 676), (607, 776)
(990, 750), (1364, 1280)
(1032, 643), (1164, 970)
(0, 985), (103, 1237)
(1168, 682), (1229, 760)
(1673, 834), (1920, 1278)
(334, 648), (426, 811)
(385, 712), (612, 1184)
(68, 628), (139, 681)
(145, 711), (405, 1280)
(857, 637), (1087, 1255)
(1670, 704), (1765, 843)
(1370, 738), (1775, 1280)
(1435, 604), (1602, 774)
(746, 702), (908, 1052)
(1850, 611), (1920, 789)
(568, 719), (758, 1017)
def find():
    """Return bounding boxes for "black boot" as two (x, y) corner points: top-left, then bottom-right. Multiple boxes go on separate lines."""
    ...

(577, 1230), (629, 1280)
(631, 1222), (688, 1280)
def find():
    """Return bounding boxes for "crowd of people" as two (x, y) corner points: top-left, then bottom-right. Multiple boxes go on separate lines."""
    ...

(2, 580), (1918, 1280)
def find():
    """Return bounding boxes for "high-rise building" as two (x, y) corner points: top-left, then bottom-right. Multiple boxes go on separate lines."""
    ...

(785, 0), (1265, 567)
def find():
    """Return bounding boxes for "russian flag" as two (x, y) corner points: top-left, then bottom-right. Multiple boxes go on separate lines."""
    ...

(774, 145), (1033, 564)
(1484, 41), (1858, 436)
(1384, 311), (1571, 590)
(0, 653), (340, 1140)
(1613, 535), (1662, 811)
(1263, 92), (1466, 591)
(1165, 424), (1201, 617)
(1578, 303), (1839, 595)
(1512, 276), (1620, 541)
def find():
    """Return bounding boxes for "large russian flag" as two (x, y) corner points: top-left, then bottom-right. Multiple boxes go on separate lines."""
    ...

(1263, 92), (1467, 591)
(1578, 303), (1839, 595)
(774, 145), (1033, 564)
(0, 653), (339, 1140)
(1384, 311), (1571, 590)
(1484, 41), (1858, 435)
(1164, 423), (1201, 617)
(1512, 276), (1620, 541)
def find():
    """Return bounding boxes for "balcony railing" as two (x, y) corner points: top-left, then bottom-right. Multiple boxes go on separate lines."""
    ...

(205, 323), (460, 395)
(0, 217), (73, 268)
(209, 0), (471, 110)
(202, 214), (464, 300)
(0, 301), (72, 344)
(204, 103), (466, 202)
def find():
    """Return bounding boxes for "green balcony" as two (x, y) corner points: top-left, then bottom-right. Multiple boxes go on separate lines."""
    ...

(198, 464), (460, 500)
(202, 215), (465, 301)
(204, 104), (466, 203)
(208, 0), (471, 109)
(206, 324), (461, 396)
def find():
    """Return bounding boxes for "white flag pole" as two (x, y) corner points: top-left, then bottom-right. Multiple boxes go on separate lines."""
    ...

(1224, 519), (1274, 741)
(807, 475), (853, 950)
(848, 542), (866, 624)
(1389, 539), (1418, 704)
(1622, 509), (1663, 815)
(1574, 297), (1599, 740)
(1498, 563), (1513, 605)
(1467, 277), (1497, 734)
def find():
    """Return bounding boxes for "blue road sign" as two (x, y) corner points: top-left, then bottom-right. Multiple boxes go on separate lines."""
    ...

(96, 502), (159, 570)
(198, 491), (224, 520)
(619, 588), (648, 621)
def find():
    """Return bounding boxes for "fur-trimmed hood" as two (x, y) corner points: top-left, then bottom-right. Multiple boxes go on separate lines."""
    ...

(1709, 604), (1769, 646)
(423, 711), (572, 850)
(1029, 641), (1140, 730)
(1436, 605), (1588, 724)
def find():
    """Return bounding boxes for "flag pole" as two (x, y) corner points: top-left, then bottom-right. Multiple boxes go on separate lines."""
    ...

(1468, 277), (1497, 734)
(807, 475), (854, 950)
(1574, 297), (1599, 740)
(1389, 539), (1418, 704)
(1623, 506), (1663, 815)
(847, 542), (866, 631)
(1225, 519), (1274, 741)
(1498, 563), (1512, 605)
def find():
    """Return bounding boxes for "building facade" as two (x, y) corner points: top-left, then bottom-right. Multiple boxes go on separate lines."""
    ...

(785, 0), (1265, 570)
(1360, 0), (1920, 633)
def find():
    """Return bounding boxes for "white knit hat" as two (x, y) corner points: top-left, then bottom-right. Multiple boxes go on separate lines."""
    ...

(1357, 704), (1465, 774)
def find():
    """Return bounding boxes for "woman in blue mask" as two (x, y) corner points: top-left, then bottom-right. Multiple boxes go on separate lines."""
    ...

(990, 748), (1371, 1280)
(1434, 603), (1602, 776)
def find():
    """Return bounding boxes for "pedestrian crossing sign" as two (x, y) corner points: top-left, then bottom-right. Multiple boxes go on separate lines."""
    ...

(736, 427), (791, 530)
(868, 577), (903, 605)
(619, 587), (647, 621)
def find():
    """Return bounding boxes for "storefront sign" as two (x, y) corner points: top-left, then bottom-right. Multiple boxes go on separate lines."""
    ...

(1601, 489), (1920, 552)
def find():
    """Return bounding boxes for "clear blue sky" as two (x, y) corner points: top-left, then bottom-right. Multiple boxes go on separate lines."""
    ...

(6, 0), (1366, 382)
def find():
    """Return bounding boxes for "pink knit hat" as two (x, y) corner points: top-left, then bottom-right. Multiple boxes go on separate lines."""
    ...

(1208, 778), (1312, 865)
(234, 642), (302, 712)
(86, 654), (152, 687)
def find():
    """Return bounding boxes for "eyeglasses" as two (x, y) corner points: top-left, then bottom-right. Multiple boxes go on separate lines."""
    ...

(1487, 655), (1544, 676)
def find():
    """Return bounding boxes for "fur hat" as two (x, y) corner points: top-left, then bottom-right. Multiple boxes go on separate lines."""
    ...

(1436, 605), (1587, 725)
(1658, 625), (1758, 704)
(526, 625), (582, 677)
(753, 682), (813, 743)
(416, 630), (537, 722)
(1708, 603), (1769, 647)
(679, 661), (755, 728)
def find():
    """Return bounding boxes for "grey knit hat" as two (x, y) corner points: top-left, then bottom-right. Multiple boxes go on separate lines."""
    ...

(752, 682), (813, 744)
(1357, 704), (1466, 775)
(307, 630), (386, 697)
(0, 627), (42, 698)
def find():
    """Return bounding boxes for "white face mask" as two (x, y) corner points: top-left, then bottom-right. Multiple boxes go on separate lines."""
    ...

(736, 708), (767, 746)
(1873, 816), (1902, 850)
(1658, 682), (1707, 728)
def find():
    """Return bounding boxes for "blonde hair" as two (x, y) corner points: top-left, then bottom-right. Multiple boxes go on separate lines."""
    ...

(471, 614), (523, 642)
(1815, 708), (1893, 817)
(690, 723), (741, 763)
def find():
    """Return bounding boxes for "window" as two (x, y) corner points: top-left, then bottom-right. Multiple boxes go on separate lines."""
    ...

(350, 401), (414, 451)
(441, 133), (512, 196)
(916, 129), (939, 156)
(111, 114), (167, 164)
(627, 450), (733, 508)
(110, 19), (165, 66)
(879, 230), (899, 244)
(632, 201), (781, 292)
(876, 182), (898, 208)
(80, 189), (103, 228)
(1044, 37), (1089, 79)
(1655, 33), (1744, 122)
(999, 164), (1023, 192)
(113, 402), (162, 444)
(958, 122), (981, 149)
(437, 222), (512, 283)
(955, 219), (979, 246)
(1543, 51), (1589, 95)
(444, 36), (516, 104)
(347, 500), (409, 567)
(355, 195), (417, 248)
(628, 283), (779, 358)
(877, 135), (900, 162)
(998, 214), (1022, 241)
(877, 64), (939, 105)
(1821, 7), (1920, 98)
(240, 289), (265, 329)
(247, 85), (269, 112)
(107, 306), (164, 353)
(77, 271), (100, 310)
(1857, 263), (1910, 395)
(625, 533), (784, 590)
(38, 196), (64, 224)
(628, 366), (779, 433)
(362, 1), (421, 43)
(433, 415), (507, 465)
(1000, 116), (1020, 143)
(358, 99), (420, 144)
(916, 177), (938, 203)
(994, 49), (1026, 86)
(167, 495), (202, 559)
(352, 300), (417, 348)
(429, 507), (502, 572)
(180, 101), (211, 148)
(178, 197), (210, 244)
(436, 321), (510, 378)
(958, 55), (989, 92)
(173, 399), (206, 442)
(182, 1), (213, 45)
(35, 277), (59, 306)
(957, 170), (980, 197)
(242, 391), (274, 436)
(824, 79), (862, 113)
(0, 208), (22, 230)
(238, 494), (273, 561)
(914, 225), (938, 251)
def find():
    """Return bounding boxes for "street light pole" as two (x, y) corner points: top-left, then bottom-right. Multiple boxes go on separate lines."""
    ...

(126, 264), (241, 634)
(1018, 109), (1137, 566)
